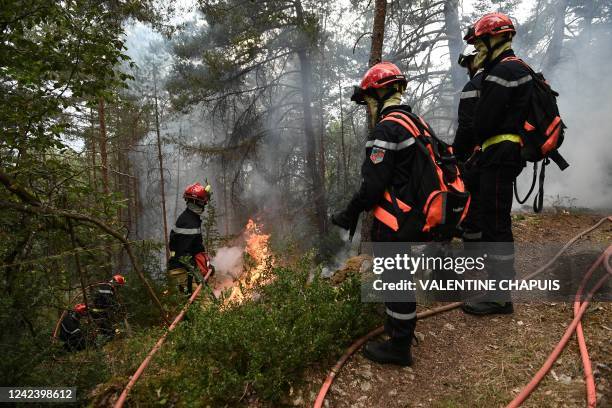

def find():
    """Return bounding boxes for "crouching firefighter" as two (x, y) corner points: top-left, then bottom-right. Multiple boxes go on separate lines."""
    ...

(167, 183), (214, 295)
(58, 303), (88, 351)
(332, 62), (470, 366)
(90, 274), (125, 341)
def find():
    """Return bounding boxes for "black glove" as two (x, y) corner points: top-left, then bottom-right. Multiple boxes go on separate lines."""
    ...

(331, 208), (360, 239)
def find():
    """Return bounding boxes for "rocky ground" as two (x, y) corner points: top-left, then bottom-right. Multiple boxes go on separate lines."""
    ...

(293, 212), (612, 408)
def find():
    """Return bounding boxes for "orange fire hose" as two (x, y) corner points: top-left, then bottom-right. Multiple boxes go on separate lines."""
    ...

(506, 245), (611, 408)
(313, 302), (462, 408)
(114, 269), (213, 408)
(314, 216), (612, 408)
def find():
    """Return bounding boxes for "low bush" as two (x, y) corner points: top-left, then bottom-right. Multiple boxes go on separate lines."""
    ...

(131, 257), (378, 406)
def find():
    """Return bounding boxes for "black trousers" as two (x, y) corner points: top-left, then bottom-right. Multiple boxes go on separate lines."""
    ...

(461, 165), (482, 242)
(371, 219), (417, 341)
(479, 164), (522, 299)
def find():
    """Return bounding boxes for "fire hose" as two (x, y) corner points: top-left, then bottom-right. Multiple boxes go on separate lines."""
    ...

(114, 269), (213, 408)
(314, 216), (612, 408)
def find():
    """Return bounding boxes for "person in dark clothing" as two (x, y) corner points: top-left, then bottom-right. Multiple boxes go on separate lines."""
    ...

(454, 43), (484, 244)
(168, 182), (213, 295)
(90, 274), (125, 340)
(461, 13), (530, 315)
(59, 303), (88, 351)
(332, 61), (437, 366)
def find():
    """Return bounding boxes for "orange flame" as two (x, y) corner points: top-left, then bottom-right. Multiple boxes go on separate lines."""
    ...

(245, 219), (271, 265)
(225, 219), (273, 304)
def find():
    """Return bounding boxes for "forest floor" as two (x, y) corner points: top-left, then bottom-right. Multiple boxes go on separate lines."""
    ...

(292, 212), (612, 408)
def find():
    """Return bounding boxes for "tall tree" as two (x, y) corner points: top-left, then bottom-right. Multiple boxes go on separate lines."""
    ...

(167, 0), (330, 241)
(360, 0), (388, 247)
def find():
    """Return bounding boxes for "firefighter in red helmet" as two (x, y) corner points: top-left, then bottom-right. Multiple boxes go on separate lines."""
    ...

(461, 12), (529, 315)
(332, 61), (436, 367)
(167, 183), (214, 295)
(58, 303), (88, 351)
(90, 274), (126, 342)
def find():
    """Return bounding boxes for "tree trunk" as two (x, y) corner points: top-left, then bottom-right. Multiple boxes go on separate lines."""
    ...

(174, 126), (182, 223)
(543, 0), (568, 73)
(297, 49), (328, 238)
(338, 79), (348, 192)
(361, 0), (388, 248)
(98, 98), (109, 194)
(443, 0), (464, 116)
(153, 72), (170, 261)
(369, 0), (387, 66)
(89, 108), (98, 193)
(294, 0), (328, 240)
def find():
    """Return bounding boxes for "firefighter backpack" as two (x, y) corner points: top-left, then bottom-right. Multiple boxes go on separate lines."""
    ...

(502, 57), (570, 212)
(374, 109), (470, 240)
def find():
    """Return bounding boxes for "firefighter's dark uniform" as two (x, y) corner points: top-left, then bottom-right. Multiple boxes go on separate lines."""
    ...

(91, 283), (120, 338)
(345, 104), (429, 344)
(474, 49), (530, 300)
(168, 208), (206, 294)
(453, 71), (484, 242)
(59, 311), (86, 351)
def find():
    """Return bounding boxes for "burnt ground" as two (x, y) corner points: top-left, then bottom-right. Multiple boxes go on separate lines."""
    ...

(291, 212), (612, 408)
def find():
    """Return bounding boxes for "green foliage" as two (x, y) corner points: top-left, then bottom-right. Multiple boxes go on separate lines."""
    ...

(130, 259), (378, 406)
(202, 197), (222, 254)
(0, 1), (142, 155)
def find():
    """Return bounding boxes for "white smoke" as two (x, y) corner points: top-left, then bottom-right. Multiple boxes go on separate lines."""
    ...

(211, 245), (244, 295)
(515, 28), (612, 211)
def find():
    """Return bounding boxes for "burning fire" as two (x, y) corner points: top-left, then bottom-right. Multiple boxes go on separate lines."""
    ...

(223, 219), (273, 303)
(245, 219), (271, 267)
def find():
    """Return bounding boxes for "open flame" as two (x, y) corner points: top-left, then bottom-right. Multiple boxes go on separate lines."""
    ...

(222, 218), (273, 303)
(245, 219), (271, 268)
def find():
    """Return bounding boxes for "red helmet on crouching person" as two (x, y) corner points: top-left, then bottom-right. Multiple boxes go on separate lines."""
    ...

(111, 274), (125, 285)
(464, 12), (516, 44)
(351, 61), (407, 105)
(183, 183), (211, 206)
(74, 303), (88, 315)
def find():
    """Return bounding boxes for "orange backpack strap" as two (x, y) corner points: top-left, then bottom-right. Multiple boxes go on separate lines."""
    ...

(380, 111), (421, 137)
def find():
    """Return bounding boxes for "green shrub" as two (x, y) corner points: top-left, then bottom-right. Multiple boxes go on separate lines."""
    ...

(131, 257), (378, 406)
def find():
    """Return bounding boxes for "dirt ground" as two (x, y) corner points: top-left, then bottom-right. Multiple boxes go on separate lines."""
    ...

(293, 212), (612, 408)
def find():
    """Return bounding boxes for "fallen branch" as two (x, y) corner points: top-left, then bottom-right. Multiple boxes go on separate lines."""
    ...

(0, 199), (169, 324)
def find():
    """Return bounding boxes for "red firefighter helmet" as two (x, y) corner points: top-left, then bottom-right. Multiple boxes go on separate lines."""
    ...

(464, 12), (516, 44)
(74, 303), (87, 315)
(111, 274), (126, 285)
(351, 62), (407, 105)
(183, 183), (211, 205)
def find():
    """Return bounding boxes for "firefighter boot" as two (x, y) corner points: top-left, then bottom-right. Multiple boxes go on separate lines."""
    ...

(462, 301), (514, 315)
(363, 337), (413, 366)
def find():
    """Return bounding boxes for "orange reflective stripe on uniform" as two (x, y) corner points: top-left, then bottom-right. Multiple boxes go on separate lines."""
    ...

(524, 121), (536, 132)
(545, 116), (561, 137)
(383, 191), (411, 212)
(373, 206), (399, 231)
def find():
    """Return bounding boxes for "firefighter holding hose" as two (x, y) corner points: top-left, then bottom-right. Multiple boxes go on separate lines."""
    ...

(167, 183), (214, 295)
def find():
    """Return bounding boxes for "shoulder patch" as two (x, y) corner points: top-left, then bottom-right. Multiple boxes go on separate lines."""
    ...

(370, 147), (385, 164)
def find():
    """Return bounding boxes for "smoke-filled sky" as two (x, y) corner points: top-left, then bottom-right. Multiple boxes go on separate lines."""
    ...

(123, 0), (612, 212)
